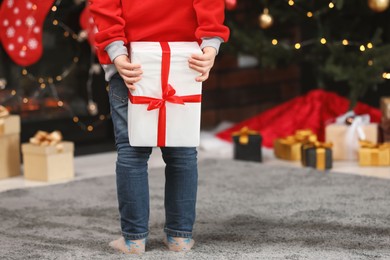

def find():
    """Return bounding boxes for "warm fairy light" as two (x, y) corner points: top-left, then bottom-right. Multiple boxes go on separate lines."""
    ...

(288, 0), (294, 6)
(40, 83), (46, 89)
(383, 73), (390, 79)
(64, 31), (69, 37)
(48, 77), (53, 84)
(11, 90), (16, 95)
(106, 85), (110, 92)
(73, 116), (79, 123)
(72, 34), (78, 40)
(23, 98), (28, 103)
(294, 43), (301, 49)
(329, 2), (334, 8)
(22, 69), (28, 75)
(57, 101), (64, 107)
(272, 39), (278, 45)
(51, 6), (57, 12)
(99, 115), (105, 120)
(342, 39), (349, 46)
(73, 57), (79, 63)
(320, 38), (327, 44)
(56, 75), (62, 81)
(307, 12), (313, 17)
(368, 60), (373, 66)
(360, 45), (366, 52)
(53, 20), (59, 26)
(87, 125), (94, 132)
(38, 78), (44, 83)
(367, 42), (373, 49)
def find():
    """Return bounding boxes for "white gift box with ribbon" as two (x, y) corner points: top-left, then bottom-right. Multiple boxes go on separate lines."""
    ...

(128, 42), (202, 147)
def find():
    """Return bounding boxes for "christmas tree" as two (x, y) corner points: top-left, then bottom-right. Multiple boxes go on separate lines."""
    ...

(224, 0), (390, 108)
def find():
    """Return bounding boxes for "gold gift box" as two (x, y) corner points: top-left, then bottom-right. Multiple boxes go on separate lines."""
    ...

(325, 123), (378, 160)
(274, 129), (317, 161)
(22, 141), (75, 181)
(0, 115), (21, 179)
(358, 141), (390, 166)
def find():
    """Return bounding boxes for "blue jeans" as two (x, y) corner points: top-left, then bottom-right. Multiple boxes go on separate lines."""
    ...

(108, 73), (198, 240)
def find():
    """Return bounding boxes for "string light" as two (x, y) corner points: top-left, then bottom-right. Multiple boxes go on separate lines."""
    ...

(360, 45), (366, 51)
(294, 43), (301, 49)
(320, 38), (327, 44)
(329, 2), (335, 8)
(12, 0), (110, 133)
(342, 39), (349, 46)
(367, 42), (373, 49)
(272, 39), (278, 45)
(368, 60), (374, 66)
(383, 73), (390, 79)
(288, 0), (294, 6)
(307, 12), (313, 18)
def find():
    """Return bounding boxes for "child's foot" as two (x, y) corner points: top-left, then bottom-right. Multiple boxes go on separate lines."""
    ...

(109, 237), (146, 255)
(163, 235), (195, 252)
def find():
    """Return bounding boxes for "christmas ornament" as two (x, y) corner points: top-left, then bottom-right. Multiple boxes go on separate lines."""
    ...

(368, 0), (390, 12)
(259, 8), (273, 29)
(225, 0), (237, 10)
(0, 0), (55, 66)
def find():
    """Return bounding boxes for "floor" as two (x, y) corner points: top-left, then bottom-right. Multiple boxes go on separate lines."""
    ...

(1, 126), (389, 193)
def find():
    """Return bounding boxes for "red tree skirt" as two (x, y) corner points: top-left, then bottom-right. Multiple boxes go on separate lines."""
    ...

(216, 90), (381, 147)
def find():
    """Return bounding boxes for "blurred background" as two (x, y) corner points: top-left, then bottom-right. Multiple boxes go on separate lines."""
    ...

(1, 0), (389, 155)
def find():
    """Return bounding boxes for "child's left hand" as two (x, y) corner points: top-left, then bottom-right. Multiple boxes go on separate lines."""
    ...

(188, 47), (217, 82)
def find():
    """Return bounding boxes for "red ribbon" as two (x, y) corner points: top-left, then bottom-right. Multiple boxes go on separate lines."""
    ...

(128, 42), (202, 147)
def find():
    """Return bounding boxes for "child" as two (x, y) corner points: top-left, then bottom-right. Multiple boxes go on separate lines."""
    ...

(89, 0), (229, 254)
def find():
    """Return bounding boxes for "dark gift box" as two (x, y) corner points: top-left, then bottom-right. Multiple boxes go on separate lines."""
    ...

(380, 120), (390, 142)
(301, 142), (333, 170)
(232, 127), (262, 162)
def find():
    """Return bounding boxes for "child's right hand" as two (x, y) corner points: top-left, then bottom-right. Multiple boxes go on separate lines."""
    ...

(113, 55), (143, 90)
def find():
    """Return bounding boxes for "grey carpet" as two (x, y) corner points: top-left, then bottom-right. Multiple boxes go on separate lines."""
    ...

(1, 159), (390, 260)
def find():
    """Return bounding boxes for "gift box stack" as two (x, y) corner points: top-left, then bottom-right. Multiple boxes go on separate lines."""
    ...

(380, 97), (390, 142)
(325, 112), (378, 161)
(274, 129), (333, 170)
(22, 131), (75, 181)
(274, 129), (317, 161)
(0, 106), (21, 179)
(232, 127), (262, 162)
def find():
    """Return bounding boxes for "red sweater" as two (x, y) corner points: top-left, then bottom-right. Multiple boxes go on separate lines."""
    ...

(89, 0), (230, 64)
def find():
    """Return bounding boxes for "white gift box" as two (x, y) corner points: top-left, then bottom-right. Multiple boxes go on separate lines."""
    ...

(128, 42), (202, 147)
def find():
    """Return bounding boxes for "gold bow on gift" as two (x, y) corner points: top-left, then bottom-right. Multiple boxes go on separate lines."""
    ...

(359, 140), (390, 149)
(30, 130), (64, 151)
(279, 129), (317, 145)
(232, 126), (259, 145)
(0, 105), (9, 118)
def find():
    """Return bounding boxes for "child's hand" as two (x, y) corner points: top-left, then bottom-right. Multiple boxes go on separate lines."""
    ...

(189, 47), (217, 82)
(113, 55), (143, 90)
